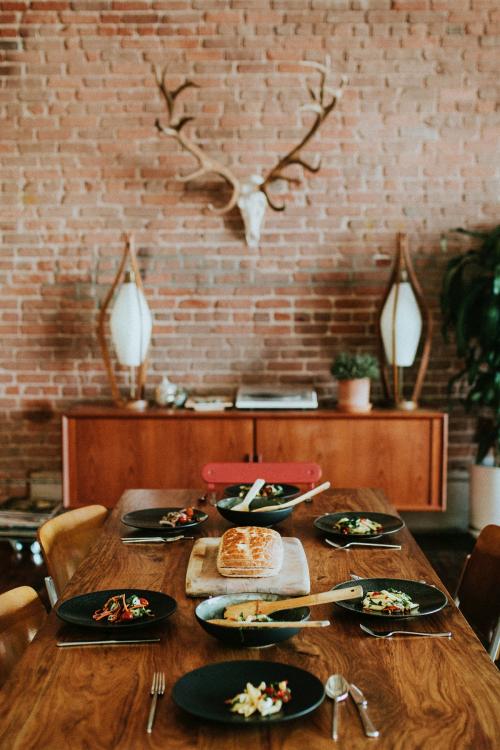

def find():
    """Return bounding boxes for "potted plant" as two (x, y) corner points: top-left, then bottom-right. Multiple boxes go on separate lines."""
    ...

(331, 352), (380, 413)
(440, 224), (500, 533)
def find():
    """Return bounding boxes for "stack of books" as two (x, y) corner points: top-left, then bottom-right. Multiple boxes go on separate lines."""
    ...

(0, 497), (61, 539)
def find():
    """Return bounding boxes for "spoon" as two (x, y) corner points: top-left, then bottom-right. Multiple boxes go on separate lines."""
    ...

(254, 481), (331, 512)
(325, 674), (349, 741)
(230, 478), (266, 512)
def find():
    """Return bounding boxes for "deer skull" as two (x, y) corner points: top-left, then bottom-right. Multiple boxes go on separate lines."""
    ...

(237, 176), (268, 248)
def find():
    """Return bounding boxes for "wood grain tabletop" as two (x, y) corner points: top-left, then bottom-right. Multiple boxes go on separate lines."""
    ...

(1, 487), (499, 750)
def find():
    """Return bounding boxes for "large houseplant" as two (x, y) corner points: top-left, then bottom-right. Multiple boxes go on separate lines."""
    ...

(331, 353), (380, 413)
(440, 224), (500, 532)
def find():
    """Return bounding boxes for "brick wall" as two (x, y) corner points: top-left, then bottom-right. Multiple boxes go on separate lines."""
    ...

(1, 1), (498, 499)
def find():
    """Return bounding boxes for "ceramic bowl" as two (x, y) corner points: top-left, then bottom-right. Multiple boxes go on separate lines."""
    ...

(216, 496), (294, 527)
(195, 593), (310, 648)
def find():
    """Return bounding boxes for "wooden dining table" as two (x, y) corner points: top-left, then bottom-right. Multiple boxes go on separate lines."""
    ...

(1, 487), (499, 749)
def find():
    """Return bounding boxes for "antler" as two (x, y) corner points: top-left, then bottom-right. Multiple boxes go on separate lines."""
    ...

(259, 58), (347, 211)
(154, 67), (240, 214)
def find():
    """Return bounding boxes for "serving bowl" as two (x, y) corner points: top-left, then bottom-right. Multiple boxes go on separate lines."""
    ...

(216, 496), (294, 527)
(223, 483), (300, 501)
(195, 593), (310, 648)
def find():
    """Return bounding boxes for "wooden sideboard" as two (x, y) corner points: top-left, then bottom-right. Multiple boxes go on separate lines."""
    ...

(62, 405), (447, 511)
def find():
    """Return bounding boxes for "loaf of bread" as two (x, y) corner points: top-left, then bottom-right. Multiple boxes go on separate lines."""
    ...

(216, 526), (284, 578)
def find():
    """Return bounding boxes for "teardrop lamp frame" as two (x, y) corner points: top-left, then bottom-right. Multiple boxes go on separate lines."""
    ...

(97, 235), (150, 410)
(378, 233), (433, 410)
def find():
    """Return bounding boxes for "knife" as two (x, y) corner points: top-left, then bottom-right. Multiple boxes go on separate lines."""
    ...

(57, 638), (161, 647)
(348, 683), (380, 738)
(121, 535), (194, 543)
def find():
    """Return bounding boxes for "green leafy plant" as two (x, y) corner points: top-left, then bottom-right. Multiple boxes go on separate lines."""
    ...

(440, 225), (500, 466)
(330, 352), (380, 381)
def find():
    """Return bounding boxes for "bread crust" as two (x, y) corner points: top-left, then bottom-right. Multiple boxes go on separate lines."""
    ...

(216, 526), (284, 578)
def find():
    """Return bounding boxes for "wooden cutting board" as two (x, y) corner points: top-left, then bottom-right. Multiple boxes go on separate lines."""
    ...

(185, 537), (310, 598)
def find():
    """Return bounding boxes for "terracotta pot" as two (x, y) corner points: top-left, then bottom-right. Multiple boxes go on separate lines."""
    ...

(337, 378), (372, 413)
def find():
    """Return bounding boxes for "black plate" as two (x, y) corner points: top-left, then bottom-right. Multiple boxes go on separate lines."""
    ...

(195, 593), (310, 648)
(121, 507), (208, 534)
(224, 483), (300, 501)
(331, 578), (448, 620)
(172, 660), (324, 724)
(56, 589), (177, 629)
(314, 511), (404, 539)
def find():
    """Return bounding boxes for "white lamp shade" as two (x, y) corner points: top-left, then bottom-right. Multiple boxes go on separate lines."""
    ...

(110, 282), (152, 367)
(380, 281), (422, 366)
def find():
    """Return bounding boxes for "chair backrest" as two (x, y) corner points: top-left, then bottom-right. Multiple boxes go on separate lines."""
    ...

(37, 504), (108, 599)
(456, 524), (500, 660)
(201, 462), (322, 491)
(0, 586), (46, 687)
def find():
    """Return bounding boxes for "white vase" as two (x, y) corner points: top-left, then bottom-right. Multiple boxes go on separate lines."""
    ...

(469, 464), (500, 535)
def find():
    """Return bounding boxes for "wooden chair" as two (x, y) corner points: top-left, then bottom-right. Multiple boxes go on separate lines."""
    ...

(455, 524), (500, 661)
(0, 586), (47, 687)
(37, 504), (108, 602)
(201, 462), (322, 491)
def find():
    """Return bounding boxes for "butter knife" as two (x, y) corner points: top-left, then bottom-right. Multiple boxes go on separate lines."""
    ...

(121, 535), (194, 543)
(57, 638), (161, 647)
(349, 684), (380, 738)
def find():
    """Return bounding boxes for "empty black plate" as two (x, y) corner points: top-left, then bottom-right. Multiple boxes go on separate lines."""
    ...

(223, 484), (300, 502)
(330, 578), (448, 620)
(172, 660), (324, 724)
(56, 589), (177, 629)
(121, 507), (208, 534)
(314, 511), (404, 539)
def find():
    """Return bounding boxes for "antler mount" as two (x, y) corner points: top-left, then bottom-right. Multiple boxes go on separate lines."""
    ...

(154, 61), (346, 245)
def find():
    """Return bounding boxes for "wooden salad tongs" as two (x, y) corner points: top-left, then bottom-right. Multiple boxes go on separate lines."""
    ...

(223, 586), (363, 621)
(253, 481), (331, 512)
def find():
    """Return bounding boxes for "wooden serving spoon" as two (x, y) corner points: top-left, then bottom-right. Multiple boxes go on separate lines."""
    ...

(223, 585), (363, 621)
(230, 478), (266, 512)
(252, 481), (331, 512)
(207, 619), (330, 628)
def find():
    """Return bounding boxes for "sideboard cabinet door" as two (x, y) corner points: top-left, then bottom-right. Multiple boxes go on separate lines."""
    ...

(63, 416), (254, 508)
(255, 414), (446, 510)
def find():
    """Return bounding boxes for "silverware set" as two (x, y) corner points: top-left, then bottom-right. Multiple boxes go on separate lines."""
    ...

(325, 674), (379, 740)
(121, 535), (195, 544)
(57, 637), (161, 648)
(325, 538), (401, 550)
(147, 671), (166, 733)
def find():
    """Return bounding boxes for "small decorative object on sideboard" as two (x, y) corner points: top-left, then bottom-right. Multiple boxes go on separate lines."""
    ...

(378, 233), (432, 411)
(155, 376), (187, 408)
(441, 224), (500, 534)
(97, 234), (153, 410)
(331, 353), (379, 414)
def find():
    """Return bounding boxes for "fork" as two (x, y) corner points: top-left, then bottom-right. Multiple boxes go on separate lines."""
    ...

(360, 624), (452, 639)
(146, 671), (165, 733)
(325, 538), (401, 550)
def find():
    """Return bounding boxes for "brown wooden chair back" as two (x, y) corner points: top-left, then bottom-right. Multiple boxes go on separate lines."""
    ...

(37, 505), (108, 598)
(456, 524), (500, 658)
(0, 586), (47, 687)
